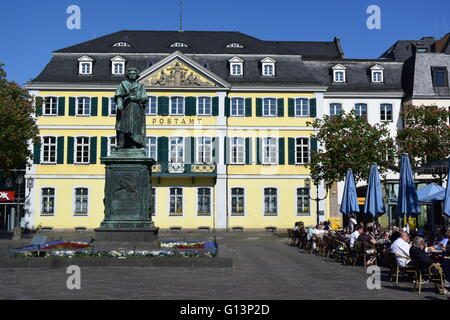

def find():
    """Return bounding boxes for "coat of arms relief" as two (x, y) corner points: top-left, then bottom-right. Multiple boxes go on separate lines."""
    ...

(146, 61), (216, 87)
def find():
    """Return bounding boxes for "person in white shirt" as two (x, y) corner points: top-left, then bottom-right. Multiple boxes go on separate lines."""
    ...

(390, 231), (411, 267)
(350, 225), (363, 248)
(349, 215), (357, 232)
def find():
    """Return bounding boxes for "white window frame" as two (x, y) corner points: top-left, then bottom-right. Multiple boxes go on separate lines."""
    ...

(196, 137), (212, 164)
(230, 137), (245, 165)
(150, 187), (157, 217)
(111, 55), (126, 75)
(294, 97), (309, 117)
(107, 136), (117, 156)
(262, 97), (277, 117)
(332, 64), (346, 83)
(230, 187), (246, 216)
(145, 136), (158, 160)
(229, 57), (244, 76)
(40, 187), (56, 216)
(262, 137), (278, 165)
(371, 64), (384, 83)
(170, 96), (184, 116)
(197, 96), (212, 116)
(355, 103), (368, 118)
(42, 96), (58, 116)
(41, 136), (57, 164)
(109, 97), (117, 116)
(329, 103), (342, 117)
(263, 187), (278, 216)
(230, 97), (245, 117)
(380, 103), (393, 122)
(168, 187), (184, 216)
(169, 136), (184, 163)
(78, 55), (93, 75)
(295, 137), (310, 165)
(146, 96), (157, 115)
(261, 57), (276, 77)
(73, 187), (89, 216)
(196, 187), (212, 216)
(74, 136), (90, 164)
(76, 97), (91, 116)
(296, 187), (311, 216)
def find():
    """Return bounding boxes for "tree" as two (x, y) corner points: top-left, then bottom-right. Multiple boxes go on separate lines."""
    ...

(0, 63), (39, 172)
(396, 104), (450, 166)
(307, 111), (396, 185)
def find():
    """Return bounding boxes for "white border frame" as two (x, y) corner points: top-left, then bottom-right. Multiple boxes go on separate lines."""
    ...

(75, 96), (92, 117)
(294, 136), (310, 165)
(40, 135), (58, 165)
(168, 136), (185, 164)
(196, 96), (212, 116)
(229, 96), (245, 117)
(72, 186), (90, 217)
(293, 96), (310, 117)
(73, 135), (91, 165)
(229, 136), (245, 165)
(195, 136), (213, 164)
(40, 95), (59, 117)
(147, 96), (158, 116)
(229, 186), (246, 217)
(40, 186), (56, 217)
(168, 186), (184, 217)
(261, 97), (278, 117)
(262, 186), (278, 217)
(196, 186), (213, 216)
(295, 186), (311, 217)
(169, 96), (185, 116)
(261, 137), (278, 165)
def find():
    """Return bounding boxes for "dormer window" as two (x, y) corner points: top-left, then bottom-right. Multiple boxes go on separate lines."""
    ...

(111, 55), (126, 75)
(332, 64), (346, 83)
(78, 55), (93, 75)
(229, 56), (244, 76)
(261, 57), (276, 77)
(113, 42), (131, 47)
(170, 42), (188, 48)
(226, 43), (244, 48)
(371, 64), (384, 83)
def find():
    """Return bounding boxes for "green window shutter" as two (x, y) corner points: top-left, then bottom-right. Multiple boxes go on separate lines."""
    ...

(58, 97), (65, 116)
(309, 98), (317, 118)
(288, 138), (295, 165)
(245, 138), (252, 164)
(185, 97), (196, 116)
(102, 97), (109, 116)
(310, 137), (318, 153)
(224, 137), (230, 164)
(225, 97), (230, 117)
(277, 98), (284, 117)
(288, 98), (295, 117)
(256, 98), (263, 117)
(101, 136), (108, 158)
(89, 137), (97, 164)
(212, 97), (219, 116)
(157, 137), (168, 164)
(57, 136), (64, 164)
(35, 99), (42, 116)
(278, 138), (285, 165)
(158, 97), (169, 115)
(245, 98), (252, 117)
(69, 97), (76, 116)
(256, 138), (261, 164)
(33, 140), (41, 164)
(91, 97), (98, 116)
(67, 137), (74, 164)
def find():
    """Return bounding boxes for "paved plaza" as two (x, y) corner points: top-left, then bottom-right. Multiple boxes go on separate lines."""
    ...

(0, 232), (448, 300)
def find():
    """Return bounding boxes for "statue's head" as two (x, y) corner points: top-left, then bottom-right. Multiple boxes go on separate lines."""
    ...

(126, 67), (139, 81)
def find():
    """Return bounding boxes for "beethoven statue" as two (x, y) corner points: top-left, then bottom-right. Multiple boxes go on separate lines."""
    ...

(114, 67), (148, 149)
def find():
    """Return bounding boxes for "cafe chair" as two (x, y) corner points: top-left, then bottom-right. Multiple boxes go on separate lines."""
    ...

(386, 251), (415, 284)
(413, 263), (447, 295)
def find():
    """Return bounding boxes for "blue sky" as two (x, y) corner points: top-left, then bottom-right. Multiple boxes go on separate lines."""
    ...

(1, 0), (449, 85)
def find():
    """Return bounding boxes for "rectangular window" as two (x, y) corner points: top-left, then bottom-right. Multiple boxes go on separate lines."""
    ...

(41, 188), (55, 215)
(113, 63), (123, 74)
(42, 136), (57, 164)
(197, 188), (211, 216)
(43, 97), (57, 115)
(296, 138), (309, 164)
(169, 187), (183, 216)
(146, 96), (157, 115)
(231, 64), (242, 76)
(231, 188), (245, 216)
(76, 97), (91, 116)
(263, 98), (277, 116)
(74, 187), (88, 215)
(75, 137), (90, 164)
(198, 97), (211, 115)
(230, 137), (245, 164)
(355, 103), (367, 118)
(80, 63), (91, 74)
(145, 137), (157, 159)
(380, 104), (393, 122)
(297, 188), (310, 216)
(169, 137), (184, 163)
(295, 98), (309, 117)
(334, 71), (345, 82)
(264, 188), (277, 216)
(109, 97), (117, 116)
(108, 136), (116, 156)
(231, 97), (244, 116)
(372, 71), (383, 82)
(263, 64), (274, 76)
(150, 187), (155, 217)
(170, 97), (184, 115)
(197, 137), (212, 164)
(431, 67), (448, 87)
(262, 137), (277, 164)
(330, 103), (342, 117)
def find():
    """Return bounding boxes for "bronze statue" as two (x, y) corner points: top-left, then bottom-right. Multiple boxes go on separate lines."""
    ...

(114, 67), (148, 149)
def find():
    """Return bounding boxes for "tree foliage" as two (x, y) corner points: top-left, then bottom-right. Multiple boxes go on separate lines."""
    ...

(396, 104), (450, 167)
(307, 111), (396, 185)
(0, 63), (39, 172)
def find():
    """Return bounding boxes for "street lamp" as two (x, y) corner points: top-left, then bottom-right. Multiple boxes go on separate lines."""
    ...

(305, 177), (329, 226)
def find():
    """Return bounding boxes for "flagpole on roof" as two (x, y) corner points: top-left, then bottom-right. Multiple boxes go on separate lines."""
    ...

(179, 0), (183, 32)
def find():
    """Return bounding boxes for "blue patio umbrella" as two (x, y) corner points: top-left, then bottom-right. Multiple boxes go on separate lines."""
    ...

(443, 158), (450, 217)
(363, 163), (385, 217)
(340, 169), (360, 215)
(417, 183), (445, 202)
(397, 154), (420, 219)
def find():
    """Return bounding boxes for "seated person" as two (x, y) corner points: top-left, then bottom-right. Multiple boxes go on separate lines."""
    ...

(389, 227), (401, 243)
(434, 231), (449, 251)
(313, 224), (326, 238)
(357, 227), (377, 246)
(350, 225), (364, 248)
(390, 231), (411, 267)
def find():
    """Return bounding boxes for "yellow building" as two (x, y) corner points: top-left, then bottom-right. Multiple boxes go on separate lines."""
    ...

(25, 30), (344, 231)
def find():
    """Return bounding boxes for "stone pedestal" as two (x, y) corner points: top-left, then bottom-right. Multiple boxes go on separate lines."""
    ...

(94, 148), (159, 243)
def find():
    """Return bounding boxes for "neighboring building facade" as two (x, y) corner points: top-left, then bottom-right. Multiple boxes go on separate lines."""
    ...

(25, 30), (346, 231)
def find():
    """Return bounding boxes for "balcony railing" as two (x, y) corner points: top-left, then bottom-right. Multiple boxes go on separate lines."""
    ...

(151, 163), (216, 177)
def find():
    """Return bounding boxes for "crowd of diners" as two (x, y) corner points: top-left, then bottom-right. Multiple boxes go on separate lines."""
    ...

(289, 219), (450, 294)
